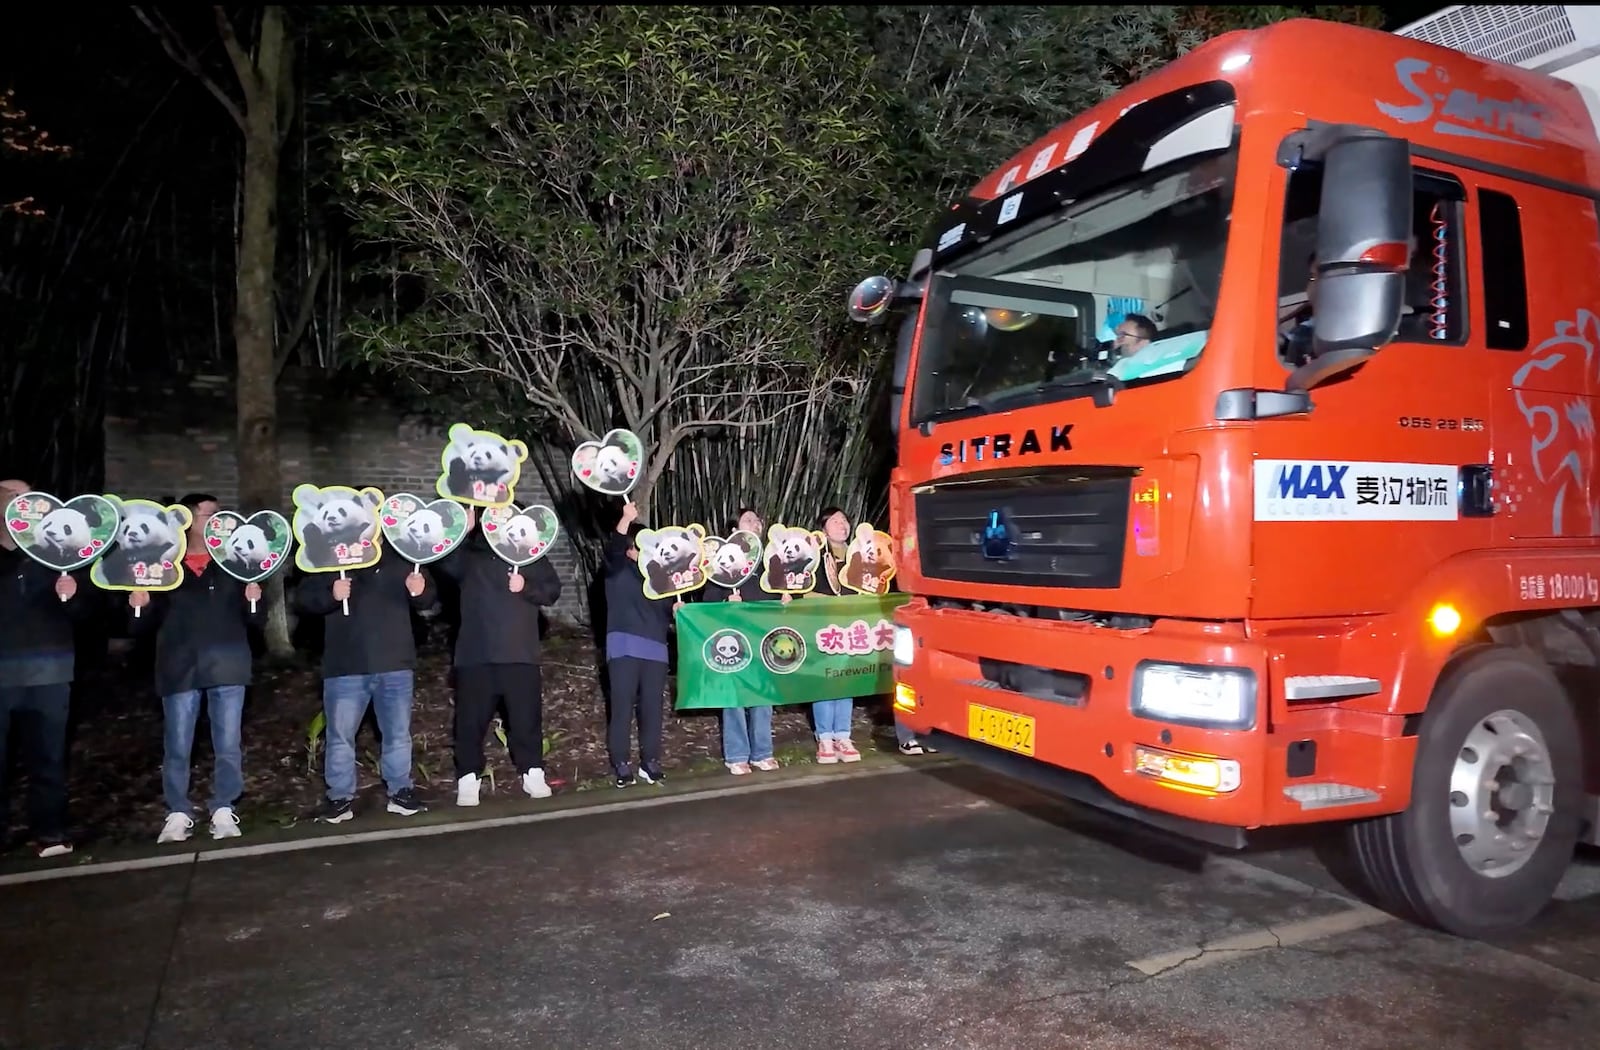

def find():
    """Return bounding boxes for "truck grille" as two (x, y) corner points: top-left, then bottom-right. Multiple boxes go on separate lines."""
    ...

(914, 470), (1132, 589)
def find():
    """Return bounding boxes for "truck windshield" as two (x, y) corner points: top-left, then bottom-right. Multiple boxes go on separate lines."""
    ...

(910, 147), (1238, 424)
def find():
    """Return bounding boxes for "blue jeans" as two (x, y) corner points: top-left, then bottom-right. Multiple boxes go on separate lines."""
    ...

(721, 705), (774, 764)
(162, 686), (246, 816)
(324, 671), (415, 800)
(812, 698), (853, 741)
(894, 715), (916, 747)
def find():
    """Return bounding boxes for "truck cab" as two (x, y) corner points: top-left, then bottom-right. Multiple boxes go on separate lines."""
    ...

(853, 16), (1600, 939)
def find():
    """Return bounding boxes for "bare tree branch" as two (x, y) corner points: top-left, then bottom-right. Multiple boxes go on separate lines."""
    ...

(212, 6), (260, 103)
(131, 5), (246, 132)
(273, 240), (328, 378)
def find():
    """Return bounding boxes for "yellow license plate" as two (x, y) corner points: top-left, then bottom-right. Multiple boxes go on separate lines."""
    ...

(968, 703), (1036, 757)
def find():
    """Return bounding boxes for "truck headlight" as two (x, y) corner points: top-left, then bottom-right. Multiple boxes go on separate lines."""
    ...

(1131, 662), (1257, 730)
(893, 625), (915, 667)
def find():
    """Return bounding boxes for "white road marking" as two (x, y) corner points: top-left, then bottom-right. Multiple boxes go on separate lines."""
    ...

(1126, 904), (1393, 977)
(0, 763), (914, 888)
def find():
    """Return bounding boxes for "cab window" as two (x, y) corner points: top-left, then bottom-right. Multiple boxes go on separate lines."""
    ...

(1275, 165), (1467, 366)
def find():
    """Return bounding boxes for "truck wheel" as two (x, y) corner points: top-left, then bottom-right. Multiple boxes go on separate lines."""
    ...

(1347, 646), (1581, 939)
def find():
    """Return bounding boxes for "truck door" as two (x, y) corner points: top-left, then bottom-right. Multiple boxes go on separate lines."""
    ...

(1483, 175), (1600, 543)
(1252, 158), (1489, 617)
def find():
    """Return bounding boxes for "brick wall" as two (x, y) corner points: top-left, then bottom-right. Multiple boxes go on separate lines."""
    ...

(103, 369), (589, 623)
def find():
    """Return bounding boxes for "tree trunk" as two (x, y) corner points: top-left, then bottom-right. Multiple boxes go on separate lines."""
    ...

(235, 7), (291, 658)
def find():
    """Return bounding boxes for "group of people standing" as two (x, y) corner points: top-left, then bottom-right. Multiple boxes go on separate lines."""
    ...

(0, 482), (564, 854)
(0, 478), (923, 859)
(600, 501), (933, 789)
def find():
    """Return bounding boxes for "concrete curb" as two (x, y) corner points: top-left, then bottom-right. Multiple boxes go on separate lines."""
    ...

(0, 760), (936, 888)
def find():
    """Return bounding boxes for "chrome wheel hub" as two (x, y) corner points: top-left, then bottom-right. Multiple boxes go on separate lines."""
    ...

(1447, 709), (1556, 879)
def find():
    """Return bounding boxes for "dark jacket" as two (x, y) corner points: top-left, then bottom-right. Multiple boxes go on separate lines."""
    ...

(437, 537), (561, 668)
(0, 546), (91, 688)
(297, 552), (435, 679)
(601, 532), (676, 645)
(703, 573), (778, 604)
(132, 559), (265, 697)
(812, 543), (849, 597)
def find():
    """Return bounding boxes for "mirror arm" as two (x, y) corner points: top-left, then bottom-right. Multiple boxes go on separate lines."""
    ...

(1285, 347), (1373, 393)
(1275, 122), (1394, 169)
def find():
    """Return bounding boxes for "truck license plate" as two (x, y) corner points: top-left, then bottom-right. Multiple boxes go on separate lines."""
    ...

(968, 703), (1036, 757)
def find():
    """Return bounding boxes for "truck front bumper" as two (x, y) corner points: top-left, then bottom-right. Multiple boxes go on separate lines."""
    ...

(893, 599), (1414, 843)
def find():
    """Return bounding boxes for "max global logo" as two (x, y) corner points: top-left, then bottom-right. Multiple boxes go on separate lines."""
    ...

(1376, 58), (1545, 147)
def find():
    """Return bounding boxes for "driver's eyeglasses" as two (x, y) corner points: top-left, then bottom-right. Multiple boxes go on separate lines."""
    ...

(1114, 328), (1142, 341)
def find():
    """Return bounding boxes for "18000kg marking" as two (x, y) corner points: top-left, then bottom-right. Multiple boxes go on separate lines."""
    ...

(1518, 572), (1600, 603)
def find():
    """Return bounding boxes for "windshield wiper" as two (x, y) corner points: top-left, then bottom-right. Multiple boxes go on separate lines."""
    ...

(921, 370), (1124, 429)
(921, 397), (996, 424)
(989, 370), (1125, 411)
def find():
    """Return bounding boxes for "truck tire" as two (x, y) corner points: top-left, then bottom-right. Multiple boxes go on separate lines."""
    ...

(1347, 646), (1581, 939)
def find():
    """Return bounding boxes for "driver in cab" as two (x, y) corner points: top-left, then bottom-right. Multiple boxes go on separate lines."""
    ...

(1104, 313), (1160, 378)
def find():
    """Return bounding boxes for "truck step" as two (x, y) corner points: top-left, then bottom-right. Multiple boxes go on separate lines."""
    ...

(1283, 675), (1381, 702)
(1283, 782), (1381, 810)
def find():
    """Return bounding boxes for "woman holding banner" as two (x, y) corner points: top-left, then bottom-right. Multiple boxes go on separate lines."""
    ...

(808, 507), (860, 764)
(706, 507), (781, 776)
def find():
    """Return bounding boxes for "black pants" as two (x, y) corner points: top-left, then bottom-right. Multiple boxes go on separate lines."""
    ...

(0, 683), (71, 844)
(606, 657), (667, 774)
(453, 663), (542, 778)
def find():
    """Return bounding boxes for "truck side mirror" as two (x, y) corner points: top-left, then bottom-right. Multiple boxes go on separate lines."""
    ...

(847, 266), (928, 438)
(889, 314), (915, 438)
(848, 276), (899, 326)
(1289, 133), (1413, 391)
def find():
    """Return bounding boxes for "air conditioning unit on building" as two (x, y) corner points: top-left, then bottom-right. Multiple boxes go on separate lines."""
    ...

(1394, 5), (1600, 87)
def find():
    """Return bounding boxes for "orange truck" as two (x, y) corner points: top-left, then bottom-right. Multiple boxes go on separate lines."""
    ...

(847, 15), (1600, 938)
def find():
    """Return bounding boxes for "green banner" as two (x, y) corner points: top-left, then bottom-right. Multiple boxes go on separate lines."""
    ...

(675, 593), (911, 709)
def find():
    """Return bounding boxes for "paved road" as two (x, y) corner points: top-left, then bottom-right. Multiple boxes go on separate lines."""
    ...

(5, 763), (1600, 1050)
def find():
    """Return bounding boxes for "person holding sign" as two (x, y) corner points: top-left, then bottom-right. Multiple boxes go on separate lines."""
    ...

(437, 506), (563, 807)
(128, 493), (264, 845)
(704, 507), (782, 776)
(805, 506), (861, 764)
(298, 541), (436, 823)
(0, 478), (92, 859)
(602, 501), (682, 788)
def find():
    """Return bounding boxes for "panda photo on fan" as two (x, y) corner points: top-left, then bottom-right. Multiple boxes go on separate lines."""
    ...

(570, 428), (645, 498)
(436, 423), (529, 507)
(91, 498), (193, 591)
(701, 529), (762, 590)
(3, 491), (121, 574)
(636, 523), (708, 600)
(761, 524), (824, 595)
(480, 502), (562, 567)
(202, 509), (293, 585)
(222, 520), (278, 577)
(291, 484), (386, 572)
(380, 493), (471, 566)
(35, 502), (112, 567)
(840, 522), (898, 596)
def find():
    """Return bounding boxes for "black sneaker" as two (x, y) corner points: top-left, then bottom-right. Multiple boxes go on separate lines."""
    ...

(613, 769), (636, 789)
(386, 788), (427, 816)
(315, 797), (355, 824)
(637, 765), (665, 786)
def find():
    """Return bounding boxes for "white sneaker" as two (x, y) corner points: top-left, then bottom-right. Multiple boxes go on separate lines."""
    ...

(456, 773), (481, 807)
(158, 812), (195, 845)
(521, 768), (551, 799)
(209, 807), (242, 840)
